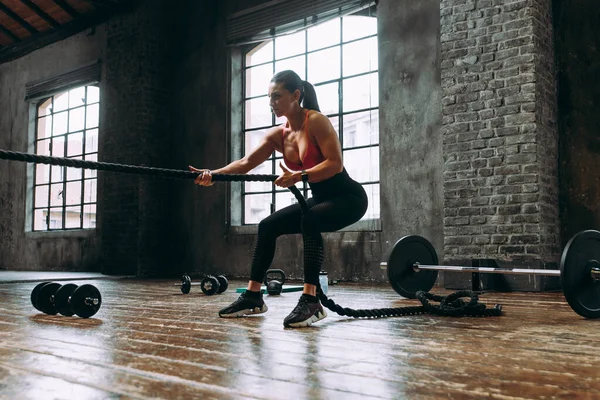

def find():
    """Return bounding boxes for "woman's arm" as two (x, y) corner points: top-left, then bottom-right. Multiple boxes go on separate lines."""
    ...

(190, 126), (283, 185)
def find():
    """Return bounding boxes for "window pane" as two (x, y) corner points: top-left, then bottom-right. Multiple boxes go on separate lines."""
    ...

(37, 116), (52, 139)
(246, 63), (272, 98)
(275, 31), (305, 59)
(36, 139), (50, 156)
(244, 193), (271, 224)
(314, 82), (339, 115)
(308, 46), (340, 84)
(275, 114), (287, 125)
(67, 132), (83, 156)
(329, 116), (340, 135)
(38, 98), (52, 117)
(50, 183), (64, 207)
(48, 207), (64, 229)
(308, 18), (340, 51)
(66, 156), (82, 181)
(245, 160), (273, 193)
(65, 206), (81, 229)
(342, 73), (378, 112)
(65, 181), (82, 205)
(343, 16), (377, 42)
(35, 185), (49, 208)
(53, 111), (68, 136)
(34, 209), (47, 231)
(54, 92), (69, 112)
(344, 146), (379, 182)
(83, 204), (96, 228)
(84, 179), (97, 203)
(87, 86), (100, 104)
(69, 87), (86, 108)
(86, 104), (99, 129)
(52, 136), (65, 157)
(51, 166), (63, 183)
(69, 107), (85, 132)
(35, 164), (50, 185)
(85, 128), (99, 153)
(245, 96), (271, 129)
(274, 57), (305, 80)
(343, 110), (379, 147)
(84, 153), (97, 178)
(275, 190), (297, 212)
(343, 37), (378, 77)
(362, 183), (380, 220)
(246, 40), (273, 67)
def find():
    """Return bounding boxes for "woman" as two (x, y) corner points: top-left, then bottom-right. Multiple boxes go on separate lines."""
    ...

(190, 70), (368, 328)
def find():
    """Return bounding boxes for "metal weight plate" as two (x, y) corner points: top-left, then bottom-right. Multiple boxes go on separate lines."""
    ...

(36, 282), (62, 315)
(387, 235), (439, 299)
(70, 284), (102, 318)
(54, 283), (79, 317)
(201, 276), (220, 296)
(31, 281), (52, 311)
(560, 230), (600, 318)
(180, 275), (192, 294)
(216, 275), (228, 294)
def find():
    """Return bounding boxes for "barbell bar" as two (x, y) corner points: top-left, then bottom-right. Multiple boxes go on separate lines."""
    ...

(380, 230), (600, 318)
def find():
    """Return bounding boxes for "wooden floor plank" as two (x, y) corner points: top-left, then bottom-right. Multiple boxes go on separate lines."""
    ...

(1, 279), (600, 399)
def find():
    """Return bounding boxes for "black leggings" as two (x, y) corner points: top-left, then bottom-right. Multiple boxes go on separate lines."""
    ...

(249, 170), (368, 286)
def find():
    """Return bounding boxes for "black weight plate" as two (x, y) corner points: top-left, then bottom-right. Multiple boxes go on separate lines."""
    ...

(54, 283), (79, 317)
(70, 284), (102, 318)
(216, 275), (228, 294)
(31, 281), (52, 311)
(561, 230), (600, 318)
(387, 235), (439, 299)
(201, 276), (219, 296)
(181, 275), (192, 294)
(36, 282), (62, 315)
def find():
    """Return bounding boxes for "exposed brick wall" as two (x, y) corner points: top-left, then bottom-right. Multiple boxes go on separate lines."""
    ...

(100, 0), (175, 276)
(440, 0), (559, 268)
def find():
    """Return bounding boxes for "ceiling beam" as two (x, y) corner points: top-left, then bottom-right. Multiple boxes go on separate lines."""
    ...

(21, 0), (60, 29)
(0, 2), (38, 35)
(52, 0), (79, 19)
(0, 23), (20, 43)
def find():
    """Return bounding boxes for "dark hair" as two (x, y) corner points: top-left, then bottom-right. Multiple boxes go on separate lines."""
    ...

(271, 70), (320, 112)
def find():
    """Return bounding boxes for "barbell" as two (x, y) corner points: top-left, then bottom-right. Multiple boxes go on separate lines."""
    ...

(380, 230), (600, 318)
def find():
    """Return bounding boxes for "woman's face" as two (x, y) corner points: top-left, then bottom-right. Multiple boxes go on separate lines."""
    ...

(268, 82), (300, 118)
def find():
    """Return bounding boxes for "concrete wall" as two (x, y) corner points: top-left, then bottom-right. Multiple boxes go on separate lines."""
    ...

(0, 27), (106, 271)
(554, 0), (600, 244)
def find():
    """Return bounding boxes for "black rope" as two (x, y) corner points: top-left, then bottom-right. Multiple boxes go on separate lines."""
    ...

(0, 148), (501, 318)
(317, 287), (502, 318)
(0, 149), (308, 211)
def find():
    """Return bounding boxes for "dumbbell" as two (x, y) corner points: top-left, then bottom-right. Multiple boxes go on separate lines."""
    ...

(264, 269), (286, 295)
(175, 274), (229, 295)
(31, 282), (102, 318)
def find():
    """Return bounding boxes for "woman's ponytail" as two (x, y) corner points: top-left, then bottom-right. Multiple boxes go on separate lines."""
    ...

(301, 80), (321, 112)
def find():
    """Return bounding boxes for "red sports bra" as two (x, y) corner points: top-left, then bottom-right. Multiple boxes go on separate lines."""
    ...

(282, 110), (325, 171)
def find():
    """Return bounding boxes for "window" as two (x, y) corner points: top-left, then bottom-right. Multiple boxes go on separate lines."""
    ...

(32, 85), (99, 231)
(241, 13), (379, 225)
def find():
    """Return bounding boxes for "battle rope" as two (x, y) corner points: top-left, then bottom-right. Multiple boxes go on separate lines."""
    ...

(0, 148), (501, 318)
(317, 288), (502, 318)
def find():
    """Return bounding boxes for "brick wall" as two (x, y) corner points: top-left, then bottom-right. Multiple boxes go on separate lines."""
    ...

(440, 0), (559, 270)
(100, 0), (175, 276)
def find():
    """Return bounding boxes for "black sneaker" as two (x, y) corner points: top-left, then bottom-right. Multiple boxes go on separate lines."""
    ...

(283, 294), (327, 328)
(218, 292), (268, 318)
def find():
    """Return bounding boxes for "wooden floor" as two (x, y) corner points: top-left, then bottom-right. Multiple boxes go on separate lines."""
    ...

(1, 279), (599, 399)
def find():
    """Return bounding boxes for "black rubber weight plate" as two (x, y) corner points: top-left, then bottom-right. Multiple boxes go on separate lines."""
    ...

(70, 284), (102, 318)
(54, 283), (79, 317)
(36, 282), (62, 315)
(201, 276), (219, 295)
(181, 275), (192, 294)
(387, 235), (439, 299)
(216, 275), (228, 294)
(31, 281), (52, 311)
(561, 230), (600, 318)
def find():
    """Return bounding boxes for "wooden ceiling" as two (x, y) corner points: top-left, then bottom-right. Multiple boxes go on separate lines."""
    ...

(0, 0), (134, 64)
